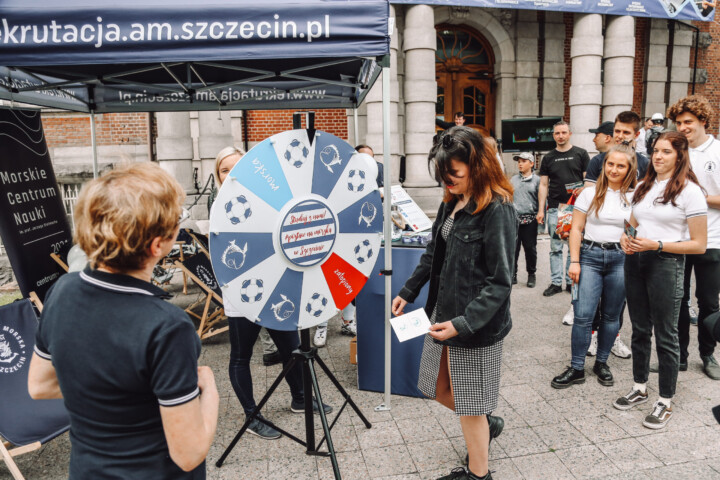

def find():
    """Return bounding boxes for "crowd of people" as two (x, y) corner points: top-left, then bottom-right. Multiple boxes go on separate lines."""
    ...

(23, 94), (718, 480)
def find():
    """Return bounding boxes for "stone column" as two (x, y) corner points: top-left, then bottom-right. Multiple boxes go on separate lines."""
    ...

(541, 12), (566, 117)
(514, 10), (541, 117)
(156, 112), (194, 192)
(602, 16), (635, 121)
(402, 4), (441, 214)
(569, 13), (603, 153)
(643, 19), (669, 117)
(365, 5), (401, 180)
(668, 24), (694, 107)
(198, 111), (234, 182)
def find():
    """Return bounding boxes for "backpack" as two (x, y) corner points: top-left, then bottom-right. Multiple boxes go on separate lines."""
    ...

(645, 126), (664, 156)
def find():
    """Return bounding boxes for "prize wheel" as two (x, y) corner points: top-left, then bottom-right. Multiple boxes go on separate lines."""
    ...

(209, 130), (383, 331)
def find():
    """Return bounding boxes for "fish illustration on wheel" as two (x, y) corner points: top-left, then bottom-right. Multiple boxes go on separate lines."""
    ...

(319, 144), (342, 173)
(221, 240), (248, 270)
(358, 201), (377, 227)
(270, 295), (296, 321)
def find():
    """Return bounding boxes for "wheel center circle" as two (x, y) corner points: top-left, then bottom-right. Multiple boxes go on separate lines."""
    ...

(279, 199), (337, 267)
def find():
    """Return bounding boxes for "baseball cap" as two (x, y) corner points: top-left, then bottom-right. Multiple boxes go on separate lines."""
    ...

(651, 113), (664, 122)
(588, 121), (614, 136)
(513, 152), (534, 162)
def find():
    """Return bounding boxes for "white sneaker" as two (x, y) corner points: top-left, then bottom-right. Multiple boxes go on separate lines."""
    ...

(562, 305), (574, 325)
(611, 336), (632, 359)
(340, 319), (357, 336)
(586, 331), (598, 356)
(313, 326), (327, 347)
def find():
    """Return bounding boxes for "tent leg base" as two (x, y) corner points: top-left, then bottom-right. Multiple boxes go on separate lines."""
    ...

(374, 403), (391, 412)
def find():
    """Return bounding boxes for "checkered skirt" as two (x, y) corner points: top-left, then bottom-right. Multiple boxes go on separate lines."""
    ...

(416, 215), (504, 416)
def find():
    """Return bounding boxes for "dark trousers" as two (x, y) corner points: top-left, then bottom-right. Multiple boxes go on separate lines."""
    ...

(625, 251), (685, 398)
(514, 220), (538, 275)
(679, 249), (720, 362)
(228, 317), (304, 416)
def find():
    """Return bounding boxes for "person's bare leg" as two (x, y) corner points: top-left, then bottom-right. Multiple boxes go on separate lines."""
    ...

(460, 415), (489, 477)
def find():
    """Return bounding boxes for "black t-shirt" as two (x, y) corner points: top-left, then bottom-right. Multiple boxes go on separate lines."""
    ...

(35, 267), (203, 480)
(539, 146), (590, 208)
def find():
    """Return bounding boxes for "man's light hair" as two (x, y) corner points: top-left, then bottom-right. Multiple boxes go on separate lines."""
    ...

(74, 163), (184, 272)
(553, 120), (571, 133)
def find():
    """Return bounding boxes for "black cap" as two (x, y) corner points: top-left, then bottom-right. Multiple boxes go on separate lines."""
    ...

(589, 121), (614, 136)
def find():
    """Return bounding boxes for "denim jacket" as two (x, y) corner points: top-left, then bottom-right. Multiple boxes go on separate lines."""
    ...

(398, 197), (517, 348)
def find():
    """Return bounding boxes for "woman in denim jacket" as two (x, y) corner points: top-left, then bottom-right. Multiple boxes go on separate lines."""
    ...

(392, 127), (517, 480)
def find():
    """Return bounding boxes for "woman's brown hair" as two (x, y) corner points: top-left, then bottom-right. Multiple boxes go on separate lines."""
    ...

(632, 131), (702, 207)
(429, 126), (513, 213)
(74, 163), (185, 272)
(587, 144), (637, 217)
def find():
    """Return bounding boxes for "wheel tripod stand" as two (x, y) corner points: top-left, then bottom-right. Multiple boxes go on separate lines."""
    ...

(216, 328), (372, 479)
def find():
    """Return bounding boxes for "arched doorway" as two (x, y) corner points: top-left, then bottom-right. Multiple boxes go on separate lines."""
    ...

(436, 25), (495, 137)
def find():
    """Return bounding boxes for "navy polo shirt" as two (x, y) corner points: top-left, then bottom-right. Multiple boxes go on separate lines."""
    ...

(35, 267), (203, 480)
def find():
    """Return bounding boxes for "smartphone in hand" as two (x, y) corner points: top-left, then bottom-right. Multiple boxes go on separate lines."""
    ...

(571, 283), (579, 301)
(624, 219), (637, 239)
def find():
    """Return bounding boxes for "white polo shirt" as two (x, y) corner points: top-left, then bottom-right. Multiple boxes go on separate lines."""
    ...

(690, 135), (720, 249)
(574, 186), (633, 243)
(633, 179), (707, 242)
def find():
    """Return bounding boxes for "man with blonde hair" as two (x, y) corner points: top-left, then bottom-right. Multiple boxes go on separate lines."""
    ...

(28, 163), (219, 479)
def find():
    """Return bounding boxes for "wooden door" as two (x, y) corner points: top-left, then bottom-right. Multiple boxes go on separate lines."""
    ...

(436, 25), (495, 137)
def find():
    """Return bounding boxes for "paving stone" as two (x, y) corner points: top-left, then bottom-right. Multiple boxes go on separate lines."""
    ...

(512, 451), (575, 479)
(395, 416), (446, 444)
(355, 420), (404, 450)
(406, 438), (459, 472)
(534, 419), (592, 450)
(363, 444), (417, 478)
(597, 438), (664, 472)
(555, 444), (621, 479)
(495, 426), (550, 457)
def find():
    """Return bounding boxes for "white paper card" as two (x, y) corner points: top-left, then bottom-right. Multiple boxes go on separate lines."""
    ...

(390, 308), (431, 342)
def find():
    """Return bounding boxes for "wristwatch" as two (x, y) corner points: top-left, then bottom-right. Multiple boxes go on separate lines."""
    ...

(657, 240), (663, 253)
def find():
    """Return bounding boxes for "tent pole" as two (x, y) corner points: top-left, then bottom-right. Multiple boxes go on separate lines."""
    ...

(375, 59), (392, 412)
(90, 113), (99, 179)
(353, 107), (359, 146)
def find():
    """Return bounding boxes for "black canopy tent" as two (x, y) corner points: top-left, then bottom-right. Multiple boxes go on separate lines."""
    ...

(0, 0), (398, 411)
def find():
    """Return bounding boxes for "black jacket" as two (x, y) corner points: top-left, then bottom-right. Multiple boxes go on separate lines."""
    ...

(398, 197), (517, 348)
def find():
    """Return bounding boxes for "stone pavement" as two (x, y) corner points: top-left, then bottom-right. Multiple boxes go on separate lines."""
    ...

(4, 236), (720, 480)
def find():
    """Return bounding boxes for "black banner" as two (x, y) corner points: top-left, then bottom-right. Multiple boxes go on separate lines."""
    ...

(0, 109), (72, 300)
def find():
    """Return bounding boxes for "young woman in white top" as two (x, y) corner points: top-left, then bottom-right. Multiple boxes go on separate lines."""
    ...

(551, 144), (637, 390)
(614, 131), (707, 430)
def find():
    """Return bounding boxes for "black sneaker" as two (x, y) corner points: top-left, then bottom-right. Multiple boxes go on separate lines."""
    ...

(527, 274), (536, 288)
(613, 388), (649, 410)
(437, 467), (470, 480)
(246, 414), (281, 440)
(643, 401), (673, 429)
(464, 414), (504, 465)
(290, 397), (333, 415)
(543, 284), (563, 297)
(649, 361), (688, 373)
(565, 284), (572, 293)
(551, 366), (585, 389)
(512, 274), (518, 285)
(262, 350), (282, 367)
(592, 361), (614, 386)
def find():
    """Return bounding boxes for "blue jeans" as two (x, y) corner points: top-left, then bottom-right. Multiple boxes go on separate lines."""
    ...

(570, 243), (626, 370)
(228, 317), (304, 416)
(547, 208), (571, 286)
(625, 251), (685, 398)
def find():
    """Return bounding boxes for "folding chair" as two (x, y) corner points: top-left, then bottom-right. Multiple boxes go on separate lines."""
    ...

(185, 230), (210, 258)
(174, 253), (228, 340)
(0, 297), (70, 480)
